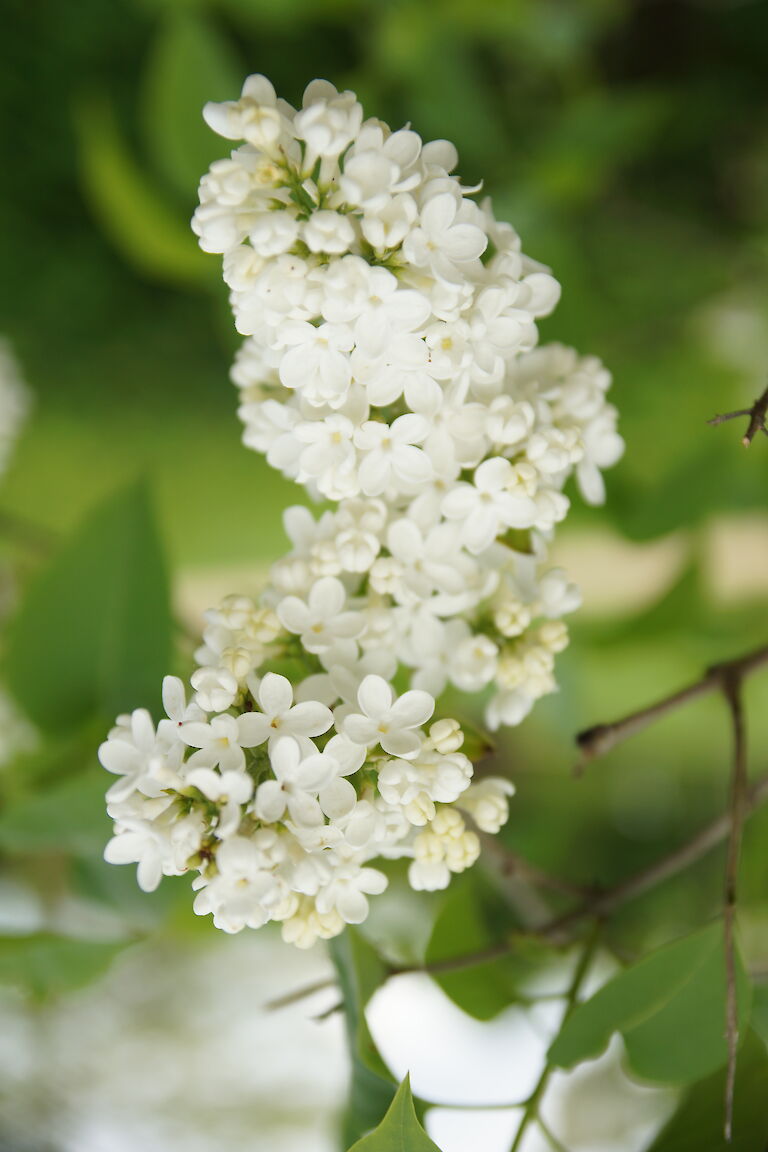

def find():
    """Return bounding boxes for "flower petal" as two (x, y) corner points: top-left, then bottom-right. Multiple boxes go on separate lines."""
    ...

(255, 780), (287, 823)
(235, 712), (272, 747)
(357, 674), (393, 721)
(258, 672), (294, 716)
(389, 689), (434, 729)
(287, 701), (334, 737)
(319, 777), (357, 820)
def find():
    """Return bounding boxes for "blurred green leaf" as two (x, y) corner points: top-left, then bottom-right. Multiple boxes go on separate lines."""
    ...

(646, 1030), (768, 1152)
(142, 10), (240, 198)
(425, 872), (551, 1021)
(74, 94), (211, 286)
(6, 480), (172, 733)
(346, 1075), (441, 1152)
(549, 923), (752, 1084)
(749, 982), (768, 1050)
(0, 933), (127, 1000)
(0, 767), (109, 856)
(530, 89), (669, 207)
(331, 929), (396, 1148)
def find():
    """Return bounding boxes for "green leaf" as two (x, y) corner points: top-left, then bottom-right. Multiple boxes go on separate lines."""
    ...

(141, 11), (241, 198)
(331, 929), (396, 1148)
(646, 1030), (768, 1152)
(0, 767), (110, 856)
(5, 481), (172, 733)
(425, 872), (545, 1021)
(346, 1075), (442, 1152)
(549, 923), (752, 1084)
(0, 933), (128, 1000)
(74, 94), (211, 286)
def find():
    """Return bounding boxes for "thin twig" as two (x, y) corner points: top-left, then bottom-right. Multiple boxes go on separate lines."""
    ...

(707, 382), (768, 446)
(483, 835), (598, 901)
(722, 674), (748, 1142)
(313, 999), (343, 1021)
(509, 923), (600, 1152)
(391, 771), (768, 977)
(574, 644), (768, 773)
(263, 975), (336, 1012)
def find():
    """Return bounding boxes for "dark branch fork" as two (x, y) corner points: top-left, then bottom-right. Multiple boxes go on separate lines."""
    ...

(707, 383), (768, 446)
(390, 769), (768, 979)
(575, 644), (768, 773)
(414, 644), (768, 1143)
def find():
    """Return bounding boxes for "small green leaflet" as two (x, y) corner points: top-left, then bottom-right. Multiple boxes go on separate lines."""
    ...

(646, 1031), (768, 1151)
(0, 934), (128, 1001)
(548, 922), (752, 1084)
(0, 766), (110, 856)
(141, 10), (241, 199)
(5, 480), (172, 732)
(74, 96), (210, 287)
(346, 1076), (442, 1152)
(425, 872), (551, 1021)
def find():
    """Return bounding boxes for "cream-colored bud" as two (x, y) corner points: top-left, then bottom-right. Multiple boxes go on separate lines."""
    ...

(429, 718), (464, 754)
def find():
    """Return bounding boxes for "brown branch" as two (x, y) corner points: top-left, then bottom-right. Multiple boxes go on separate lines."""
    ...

(391, 771), (768, 977)
(575, 644), (768, 773)
(722, 674), (748, 1142)
(482, 835), (598, 902)
(707, 383), (768, 446)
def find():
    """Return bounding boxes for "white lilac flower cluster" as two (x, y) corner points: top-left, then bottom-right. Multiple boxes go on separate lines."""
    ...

(100, 76), (622, 944)
(193, 75), (623, 729)
(0, 339), (29, 480)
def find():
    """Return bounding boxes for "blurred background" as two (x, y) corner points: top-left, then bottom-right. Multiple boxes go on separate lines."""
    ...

(2, 0), (768, 1148)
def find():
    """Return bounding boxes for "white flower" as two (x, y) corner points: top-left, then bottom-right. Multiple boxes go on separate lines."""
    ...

(361, 192), (418, 250)
(178, 712), (266, 773)
(303, 210), (356, 254)
(294, 414), (359, 499)
(99, 709), (178, 803)
(104, 814), (178, 893)
(403, 191), (487, 282)
(193, 834), (285, 932)
(202, 74), (286, 151)
(277, 576), (364, 653)
(378, 749), (471, 826)
(186, 767), (253, 838)
(486, 688), (535, 731)
(408, 807), (480, 890)
(379, 517), (466, 603)
(458, 777), (515, 833)
(343, 674), (434, 759)
(315, 858), (388, 924)
(334, 498), (386, 572)
(254, 736), (338, 826)
(355, 414), (432, 496)
(190, 666), (239, 712)
(239, 671), (333, 749)
(442, 457), (537, 553)
(294, 80), (363, 163)
(577, 409), (624, 504)
(277, 321), (354, 407)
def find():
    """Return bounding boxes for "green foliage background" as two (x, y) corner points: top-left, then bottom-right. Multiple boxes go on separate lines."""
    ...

(1, 0), (768, 1148)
